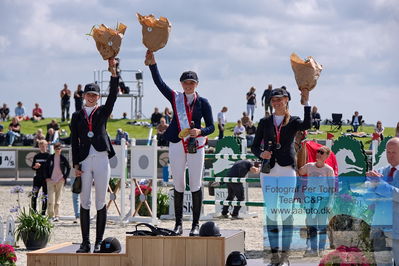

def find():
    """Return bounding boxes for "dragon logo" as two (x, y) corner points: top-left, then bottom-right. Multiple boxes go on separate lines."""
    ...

(373, 136), (392, 170)
(212, 137), (242, 177)
(331, 136), (367, 176)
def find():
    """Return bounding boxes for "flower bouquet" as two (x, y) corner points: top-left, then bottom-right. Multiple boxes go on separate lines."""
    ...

(0, 244), (17, 266)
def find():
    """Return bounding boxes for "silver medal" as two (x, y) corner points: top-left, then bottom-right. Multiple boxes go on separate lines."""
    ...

(275, 143), (281, 149)
(87, 131), (94, 138)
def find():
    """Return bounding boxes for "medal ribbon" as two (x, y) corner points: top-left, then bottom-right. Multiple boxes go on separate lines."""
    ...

(184, 93), (197, 123)
(83, 106), (99, 132)
(273, 116), (283, 147)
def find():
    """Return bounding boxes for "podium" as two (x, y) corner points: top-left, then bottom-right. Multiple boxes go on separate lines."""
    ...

(27, 230), (244, 266)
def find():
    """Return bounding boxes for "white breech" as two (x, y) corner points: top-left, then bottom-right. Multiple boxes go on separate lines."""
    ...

(80, 152), (111, 210)
(169, 138), (205, 193)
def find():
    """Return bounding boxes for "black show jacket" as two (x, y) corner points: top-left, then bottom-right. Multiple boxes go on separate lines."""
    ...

(251, 106), (311, 169)
(71, 77), (118, 167)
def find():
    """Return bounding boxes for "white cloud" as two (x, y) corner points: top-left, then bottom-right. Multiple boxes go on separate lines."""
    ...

(19, 2), (92, 54)
(0, 0), (398, 128)
(0, 36), (10, 52)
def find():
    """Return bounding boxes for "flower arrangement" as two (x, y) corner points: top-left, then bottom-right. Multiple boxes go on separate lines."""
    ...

(134, 186), (169, 218)
(0, 244), (17, 266)
(319, 245), (374, 266)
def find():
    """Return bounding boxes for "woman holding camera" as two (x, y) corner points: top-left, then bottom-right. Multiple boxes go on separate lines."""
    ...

(252, 88), (311, 266)
(145, 50), (214, 236)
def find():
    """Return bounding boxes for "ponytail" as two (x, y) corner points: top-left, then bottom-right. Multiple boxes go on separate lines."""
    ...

(283, 106), (290, 126)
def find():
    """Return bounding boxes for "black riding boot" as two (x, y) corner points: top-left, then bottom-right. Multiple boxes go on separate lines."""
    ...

(76, 207), (91, 253)
(173, 190), (184, 235)
(93, 205), (107, 253)
(190, 189), (202, 236)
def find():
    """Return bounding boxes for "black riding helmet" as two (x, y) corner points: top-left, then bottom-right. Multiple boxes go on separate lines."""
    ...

(199, 221), (221, 237)
(226, 251), (247, 266)
(99, 237), (121, 253)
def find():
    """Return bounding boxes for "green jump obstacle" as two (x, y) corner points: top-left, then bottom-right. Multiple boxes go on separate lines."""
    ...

(203, 200), (264, 207)
(204, 154), (258, 160)
(203, 177), (260, 183)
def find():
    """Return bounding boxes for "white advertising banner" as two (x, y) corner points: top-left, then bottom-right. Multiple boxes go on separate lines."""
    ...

(0, 151), (16, 168)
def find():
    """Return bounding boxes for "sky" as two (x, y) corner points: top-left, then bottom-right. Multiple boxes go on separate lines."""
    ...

(0, 0), (398, 127)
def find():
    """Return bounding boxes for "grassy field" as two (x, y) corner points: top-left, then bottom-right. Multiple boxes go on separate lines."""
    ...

(0, 118), (396, 145)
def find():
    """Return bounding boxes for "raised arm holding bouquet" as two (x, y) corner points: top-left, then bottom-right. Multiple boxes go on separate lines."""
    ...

(141, 15), (215, 235)
(290, 53), (323, 105)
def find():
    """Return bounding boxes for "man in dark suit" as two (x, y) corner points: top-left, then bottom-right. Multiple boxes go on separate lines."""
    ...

(367, 137), (399, 264)
(71, 58), (118, 253)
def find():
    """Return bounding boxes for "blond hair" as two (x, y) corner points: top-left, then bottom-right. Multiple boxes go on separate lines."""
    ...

(318, 146), (331, 156)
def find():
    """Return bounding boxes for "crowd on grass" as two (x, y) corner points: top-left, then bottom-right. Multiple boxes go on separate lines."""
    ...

(1, 84), (399, 148)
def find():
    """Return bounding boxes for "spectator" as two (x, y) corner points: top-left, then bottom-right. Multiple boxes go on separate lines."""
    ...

(366, 137), (399, 264)
(219, 160), (259, 219)
(151, 107), (163, 126)
(74, 84), (84, 112)
(163, 107), (172, 124)
(311, 106), (321, 131)
(31, 140), (50, 215)
(45, 128), (58, 144)
(33, 129), (45, 147)
(246, 86), (257, 121)
(261, 84), (273, 115)
(45, 143), (70, 221)
(298, 146), (335, 257)
(241, 112), (250, 127)
(122, 112), (128, 119)
(6, 117), (21, 146)
(350, 111), (363, 133)
(14, 101), (26, 121)
(217, 106), (228, 140)
(70, 176), (80, 224)
(245, 120), (257, 147)
(374, 121), (384, 141)
(233, 120), (246, 138)
(396, 122), (399, 137)
(157, 118), (169, 146)
(47, 119), (60, 131)
(0, 103), (10, 121)
(0, 125), (5, 146)
(32, 103), (43, 121)
(60, 83), (71, 122)
(115, 128), (129, 145)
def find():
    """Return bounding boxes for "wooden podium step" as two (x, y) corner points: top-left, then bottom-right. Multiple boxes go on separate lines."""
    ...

(27, 230), (245, 266)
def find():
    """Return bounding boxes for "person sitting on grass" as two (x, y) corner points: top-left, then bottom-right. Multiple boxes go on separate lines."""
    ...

(6, 117), (21, 146)
(33, 129), (45, 147)
(31, 103), (44, 121)
(115, 128), (129, 145)
(47, 119), (60, 131)
(233, 120), (246, 139)
(14, 101), (26, 121)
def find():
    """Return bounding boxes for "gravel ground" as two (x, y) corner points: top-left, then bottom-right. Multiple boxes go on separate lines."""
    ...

(1, 184), (267, 266)
(2, 184), (389, 266)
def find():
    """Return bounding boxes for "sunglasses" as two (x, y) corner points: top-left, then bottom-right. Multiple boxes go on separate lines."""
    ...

(317, 150), (325, 155)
